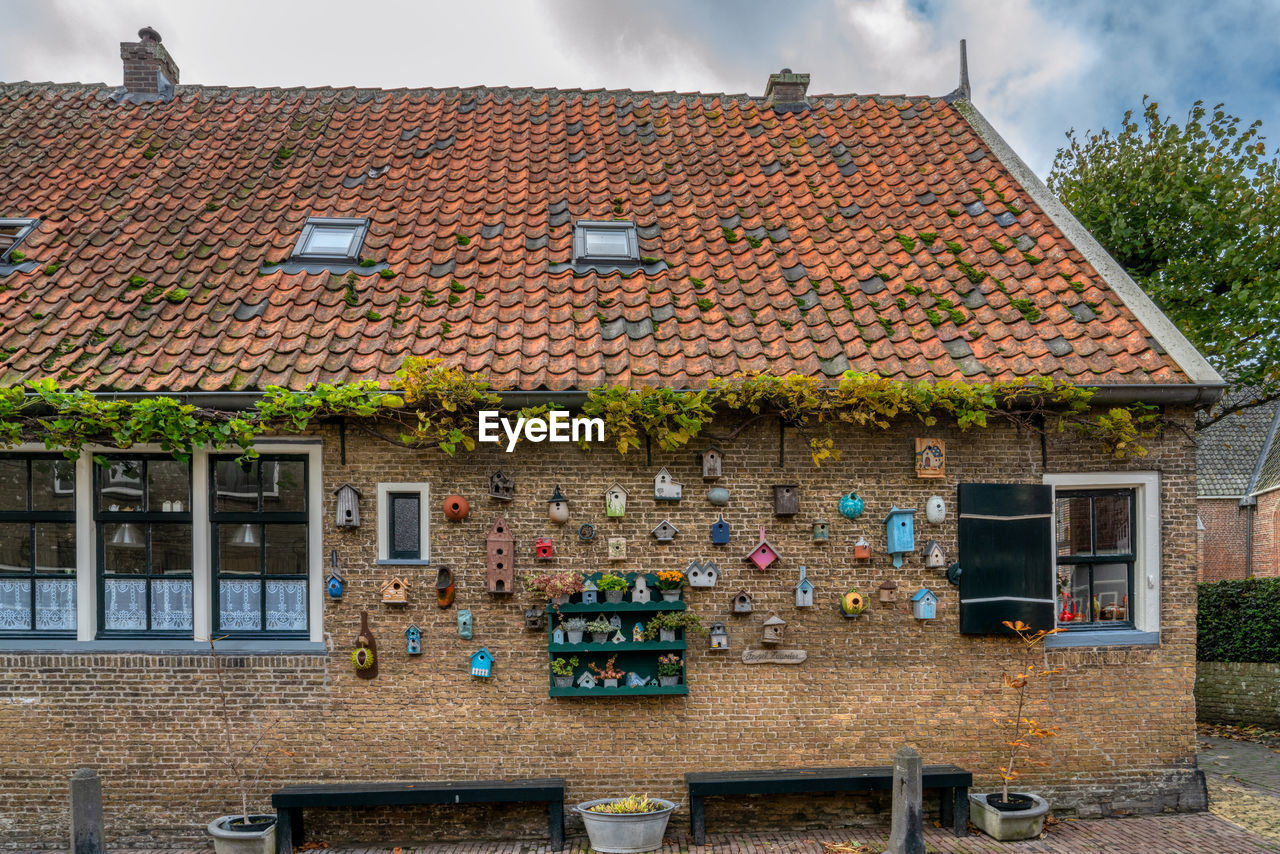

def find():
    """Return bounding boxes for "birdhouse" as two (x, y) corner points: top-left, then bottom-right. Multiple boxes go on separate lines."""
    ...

(914, 438), (946, 478)
(632, 622), (646, 642)
(709, 622), (730, 650)
(334, 483), (361, 527)
(603, 481), (628, 518)
(327, 572), (344, 599)
(651, 520), (678, 543)
(405, 624), (422, 655)
(525, 608), (546, 631)
(442, 494), (470, 522)
(762, 612), (787, 644)
(488, 470), (515, 501)
(707, 486), (730, 506)
(839, 490), (864, 520)
(485, 515), (515, 594)
(773, 484), (799, 516)
(744, 526), (781, 570)
(853, 536), (871, 560)
(576, 671), (598, 689)
(578, 522), (595, 542)
(458, 609), (473, 639)
(631, 575), (652, 604)
(687, 559), (719, 588)
(885, 506), (917, 568)
(535, 537), (554, 560)
(607, 537), (627, 561)
(469, 647), (494, 678)
(654, 467), (683, 501)
(380, 576), (409, 604)
(794, 566), (815, 608)
(911, 588), (938, 620)
(732, 590), (754, 614)
(581, 578), (599, 605)
(812, 520), (830, 543)
(923, 539), (946, 569)
(547, 484), (570, 524)
(436, 566), (455, 609)
(926, 495), (946, 524)
(710, 515), (731, 545)
(701, 445), (724, 480)
(878, 580), (898, 607)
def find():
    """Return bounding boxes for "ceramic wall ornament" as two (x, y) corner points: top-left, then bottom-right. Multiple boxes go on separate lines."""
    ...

(469, 648), (494, 678)
(352, 610), (378, 679)
(701, 445), (724, 480)
(744, 526), (782, 570)
(853, 536), (871, 560)
(878, 580), (898, 608)
(885, 506), (917, 568)
(581, 578), (599, 605)
(578, 522), (596, 542)
(707, 486), (730, 506)
(839, 491), (864, 520)
(631, 575), (653, 604)
(485, 515), (515, 594)
(651, 520), (679, 543)
(926, 495), (946, 524)
(457, 609), (473, 639)
(914, 438), (946, 478)
(773, 484), (800, 517)
(435, 566), (455, 608)
(923, 539), (946, 569)
(812, 520), (830, 543)
(710, 515), (731, 545)
(607, 537), (627, 561)
(911, 588), (939, 620)
(839, 589), (867, 618)
(762, 612), (787, 645)
(687, 559), (720, 588)
(442, 494), (470, 522)
(334, 483), (362, 527)
(654, 467), (684, 502)
(732, 590), (754, 614)
(626, 671), (647, 688)
(405, 623), (422, 655)
(381, 576), (410, 605)
(794, 566), (815, 608)
(603, 481), (628, 518)
(633, 622), (646, 643)
(709, 622), (730, 650)
(547, 485), (570, 524)
(535, 537), (554, 560)
(488, 470), (515, 501)
(525, 608), (547, 632)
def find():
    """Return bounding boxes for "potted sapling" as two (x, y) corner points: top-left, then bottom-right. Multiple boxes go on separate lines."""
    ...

(551, 656), (579, 688)
(589, 655), (625, 688)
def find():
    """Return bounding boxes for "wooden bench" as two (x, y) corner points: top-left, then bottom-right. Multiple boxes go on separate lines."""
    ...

(271, 777), (566, 850)
(685, 765), (972, 844)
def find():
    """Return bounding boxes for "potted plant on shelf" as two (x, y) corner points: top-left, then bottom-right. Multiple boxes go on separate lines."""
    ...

(589, 655), (626, 688)
(656, 653), (683, 687)
(968, 619), (1062, 841)
(574, 794), (677, 854)
(655, 570), (685, 602)
(563, 616), (588, 644)
(596, 571), (629, 603)
(645, 611), (707, 643)
(586, 617), (615, 644)
(550, 656), (579, 688)
(525, 571), (585, 607)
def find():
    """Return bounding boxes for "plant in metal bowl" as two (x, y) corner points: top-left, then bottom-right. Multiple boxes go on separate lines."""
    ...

(587, 794), (667, 814)
(575, 794), (678, 853)
(595, 571), (629, 592)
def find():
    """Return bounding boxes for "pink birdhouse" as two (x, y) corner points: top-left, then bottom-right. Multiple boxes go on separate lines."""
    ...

(743, 526), (781, 570)
(535, 537), (554, 560)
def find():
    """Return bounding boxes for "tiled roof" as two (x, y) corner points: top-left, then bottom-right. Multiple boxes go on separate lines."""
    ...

(1196, 393), (1280, 498)
(0, 81), (1194, 393)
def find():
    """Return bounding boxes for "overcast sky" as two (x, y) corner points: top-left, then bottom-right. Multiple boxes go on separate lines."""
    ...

(2, 0), (1278, 177)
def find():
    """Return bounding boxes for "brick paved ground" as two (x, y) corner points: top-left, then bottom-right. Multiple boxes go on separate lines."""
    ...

(1199, 733), (1280, 846)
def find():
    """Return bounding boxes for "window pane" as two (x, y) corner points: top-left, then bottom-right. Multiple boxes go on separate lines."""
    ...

(150, 579), (193, 631)
(218, 525), (261, 575)
(152, 524), (192, 574)
(219, 579), (262, 631)
(98, 460), (144, 510)
(583, 228), (631, 257)
(0, 523), (30, 572)
(302, 227), (356, 257)
(265, 580), (307, 631)
(1093, 494), (1131, 554)
(391, 493), (420, 558)
(0, 579), (32, 630)
(215, 460), (259, 511)
(267, 461), (306, 512)
(0, 459), (26, 511)
(264, 525), (307, 575)
(1093, 563), (1130, 620)
(1055, 495), (1092, 556)
(103, 578), (149, 631)
(32, 459), (75, 512)
(34, 522), (75, 573)
(103, 524), (147, 574)
(148, 460), (190, 511)
(34, 578), (76, 631)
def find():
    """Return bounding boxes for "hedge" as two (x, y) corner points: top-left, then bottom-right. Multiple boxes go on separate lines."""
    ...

(1197, 577), (1280, 663)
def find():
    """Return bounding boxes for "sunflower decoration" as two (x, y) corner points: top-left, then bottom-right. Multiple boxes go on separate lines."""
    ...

(351, 646), (376, 670)
(839, 588), (867, 617)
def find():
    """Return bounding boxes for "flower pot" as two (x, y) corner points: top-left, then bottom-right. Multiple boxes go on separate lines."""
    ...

(575, 797), (676, 853)
(208, 815), (277, 854)
(605, 590), (625, 603)
(553, 675), (573, 688)
(967, 792), (1049, 841)
(591, 632), (611, 644)
(658, 675), (680, 687)
(567, 630), (584, 644)
(603, 678), (619, 688)
(553, 594), (571, 606)
(659, 628), (676, 643)
(660, 590), (682, 602)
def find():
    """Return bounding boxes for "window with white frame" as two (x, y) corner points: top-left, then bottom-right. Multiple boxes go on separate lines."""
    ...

(291, 217), (369, 262)
(376, 483), (430, 564)
(0, 455), (77, 635)
(573, 220), (639, 265)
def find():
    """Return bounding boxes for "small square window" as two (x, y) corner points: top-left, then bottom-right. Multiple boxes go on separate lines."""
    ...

(0, 219), (38, 263)
(292, 217), (369, 262)
(573, 220), (640, 264)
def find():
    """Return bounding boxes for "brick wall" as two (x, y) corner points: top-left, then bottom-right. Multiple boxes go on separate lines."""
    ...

(1197, 498), (1250, 581)
(1195, 661), (1280, 727)
(1252, 490), (1280, 577)
(0, 410), (1201, 847)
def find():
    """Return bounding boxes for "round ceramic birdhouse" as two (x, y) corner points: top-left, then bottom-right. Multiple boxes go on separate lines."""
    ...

(547, 484), (570, 524)
(878, 580), (898, 607)
(839, 491), (864, 520)
(708, 486), (730, 506)
(926, 495), (946, 524)
(442, 494), (470, 522)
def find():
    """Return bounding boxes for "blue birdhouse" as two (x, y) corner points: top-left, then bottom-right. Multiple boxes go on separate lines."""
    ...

(458, 609), (473, 639)
(794, 566), (815, 608)
(885, 506), (917, 568)
(581, 578), (598, 605)
(405, 624), (422, 655)
(710, 515), (731, 545)
(470, 647), (494, 678)
(911, 588), (938, 620)
(326, 573), (343, 599)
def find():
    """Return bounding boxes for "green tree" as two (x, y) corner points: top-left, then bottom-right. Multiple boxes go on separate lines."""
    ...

(1048, 98), (1280, 427)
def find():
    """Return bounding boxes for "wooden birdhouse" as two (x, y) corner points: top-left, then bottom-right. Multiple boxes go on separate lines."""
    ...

(853, 536), (871, 560)
(603, 481), (628, 518)
(654, 467), (683, 501)
(469, 647), (494, 678)
(709, 622), (730, 650)
(380, 576), (409, 604)
(773, 484), (800, 516)
(701, 445), (724, 480)
(631, 575), (652, 604)
(485, 515), (515, 594)
(608, 614), (623, 631)
(576, 671), (598, 689)
(687, 559), (719, 588)
(552, 625), (566, 644)
(334, 483), (361, 527)
(525, 608), (546, 631)
(885, 506), (917, 568)
(327, 553), (343, 598)
(710, 515), (731, 545)
(488, 469), (515, 501)
(458, 609), (473, 639)
(535, 537), (554, 560)
(914, 438), (946, 478)
(607, 537), (627, 561)
(794, 566), (815, 608)
(911, 588), (938, 620)
(732, 590), (754, 614)
(923, 539), (946, 569)
(405, 624), (422, 655)
(812, 520), (830, 543)
(878, 580), (898, 608)
(762, 612), (787, 644)
(581, 578), (598, 605)
(651, 520), (678, 543)
(547, 484), (570, 524)
(744, 526), (781, 570)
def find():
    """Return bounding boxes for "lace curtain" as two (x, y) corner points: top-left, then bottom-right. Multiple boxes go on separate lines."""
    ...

(0, 578), (76, 632)
(219, 579), (306, 632)
(103, 579), (192, 631)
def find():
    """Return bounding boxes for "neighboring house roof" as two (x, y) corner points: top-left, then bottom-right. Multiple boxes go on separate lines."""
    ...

(0, 79), (1213, 393)
(1196, 393), (1280, 498)
(1250, 408), (1280, 497)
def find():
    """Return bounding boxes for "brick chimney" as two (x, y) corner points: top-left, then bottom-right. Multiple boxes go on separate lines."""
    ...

(764, 68), (810, 113)
(120, 27), (179, 94)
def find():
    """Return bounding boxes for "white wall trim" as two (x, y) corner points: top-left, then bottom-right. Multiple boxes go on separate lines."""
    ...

(375, 482), (431, 563)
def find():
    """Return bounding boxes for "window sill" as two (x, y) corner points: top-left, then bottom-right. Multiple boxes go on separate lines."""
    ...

(1045, 629), (1159, 648)
(375, 558), (431, 566)
(0, 639), (327, 654)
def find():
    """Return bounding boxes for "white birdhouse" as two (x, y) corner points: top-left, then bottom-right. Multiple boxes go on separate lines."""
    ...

(687, 559), (719, 588)
(651, 520), (678, 543)
(632, 575), (652, 604)
(607, 537), (627, 561)
(576, 671), (598, 689)
(603, 481), (628, 518)
(654, 467), (684, 502)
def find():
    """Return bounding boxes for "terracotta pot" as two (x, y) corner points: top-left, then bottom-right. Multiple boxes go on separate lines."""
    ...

(442, 495), (470, 521)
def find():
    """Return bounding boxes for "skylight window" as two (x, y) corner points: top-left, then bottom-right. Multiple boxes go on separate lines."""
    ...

(0, 218), (37, 263)
(291, 217), (369, 262)
(573, 220), (640, 265)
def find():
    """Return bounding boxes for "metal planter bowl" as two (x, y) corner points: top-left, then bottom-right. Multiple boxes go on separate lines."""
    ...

(574, 797), (676, 853)
(207, 815), (277, 854)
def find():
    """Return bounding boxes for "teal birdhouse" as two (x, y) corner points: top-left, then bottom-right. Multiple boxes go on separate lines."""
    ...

(458, 609), (473, 639)
(405, 623), (422, 655)
(469, 647), (494, 678)
(911, 588), (938, 620)
(885, 506), (917, 568)
(794, 566), (815, 608)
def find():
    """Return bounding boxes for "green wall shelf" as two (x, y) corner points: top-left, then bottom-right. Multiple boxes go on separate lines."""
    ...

(549, 685), (687, 697)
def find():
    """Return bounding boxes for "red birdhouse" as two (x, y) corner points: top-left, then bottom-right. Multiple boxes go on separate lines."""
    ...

(535, 537), (554, 560)
(485, 515), (515, 594)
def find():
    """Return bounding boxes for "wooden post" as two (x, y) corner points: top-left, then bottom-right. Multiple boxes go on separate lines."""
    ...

(69, 768), (105, 854)
(885, 746), (924, 854)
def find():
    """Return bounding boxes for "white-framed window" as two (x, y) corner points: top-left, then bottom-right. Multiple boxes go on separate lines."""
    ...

(291, 217), (369, 262)
(572, 220), (639, 264)
(376, 483), (430, 564)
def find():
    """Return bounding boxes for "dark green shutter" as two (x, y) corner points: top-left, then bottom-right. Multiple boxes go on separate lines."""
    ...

(957, 483), (1055, 634)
